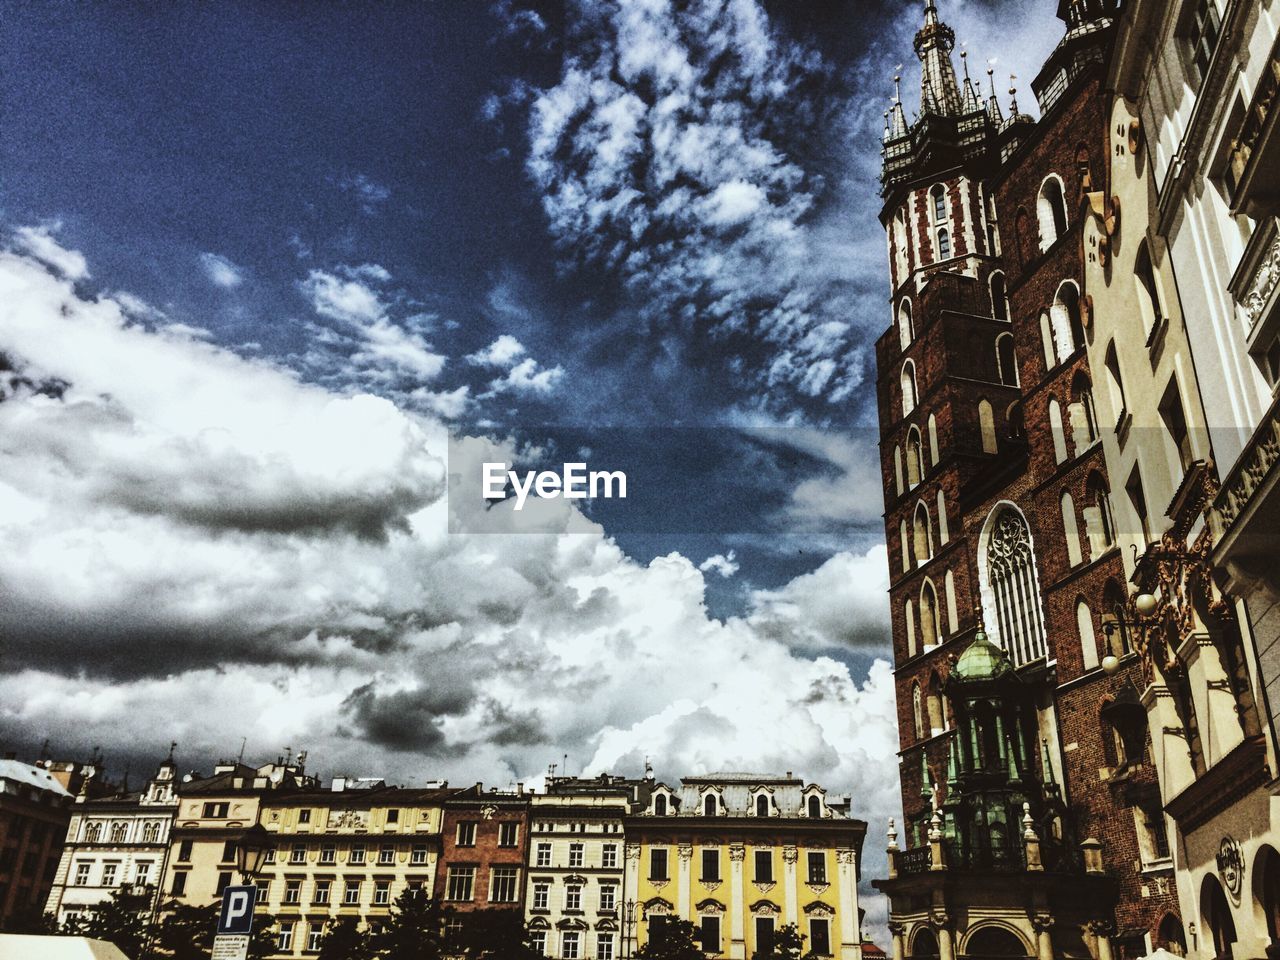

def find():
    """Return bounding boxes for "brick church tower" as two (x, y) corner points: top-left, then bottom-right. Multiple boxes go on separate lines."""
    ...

(872, 2), (1181, 958)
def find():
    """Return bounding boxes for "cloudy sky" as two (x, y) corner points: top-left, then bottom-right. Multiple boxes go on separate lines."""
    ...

(0, 0), (1063, 937)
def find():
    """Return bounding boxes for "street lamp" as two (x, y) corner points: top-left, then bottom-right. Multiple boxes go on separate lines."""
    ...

(1100, 592), (1158, 675)
(236, 824), (272, 882)
(622, 899), (638, 960)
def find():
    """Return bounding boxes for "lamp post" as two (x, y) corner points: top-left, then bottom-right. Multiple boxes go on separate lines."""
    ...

(1099, 592), (1158, 676)
(235, 824), (272, 882)
(623, 899), (638, 960)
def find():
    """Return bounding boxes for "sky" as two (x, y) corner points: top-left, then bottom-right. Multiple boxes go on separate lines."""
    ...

(0, 0), (1064, 939)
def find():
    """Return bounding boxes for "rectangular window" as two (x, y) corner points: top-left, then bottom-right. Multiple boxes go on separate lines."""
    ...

(285, 879), (302, 904)
(807, 850), (827, 884)
(264, 847), (277, 865)
(565, 884), (582, 911)
(171, 871), (188, 896)
(568, 842), (584, 867)
(102, 863), (118, 887)
(314, 880), (331, 904)
(374, 880), (391, 905)
(446, 866), (475, 901)
(298, 809), (311, 825)
(277, 922), (294, 951)
(701, 915), (721, 953)
(498, 822), (519, 847)
(810, 919), (831, 956)
(598, 934), (615, 960)
(531, 932), (547, 955)
(600, 884), (616, 911)
(701, 848), (720, 882)
(756, 917), (776, 955)
(650, 848), (669, 881)
(386, 808), (400, 824)
(602, 843), (618, 869)
(221, 841), (237, 864)
(562, 931), (581, 960)
(1141, 801), (1171, 861)
(456, 821), (477, 847)
(1186, 0), (1222, 84)
(348, 845), (366, 865)
(535, 842), (552, 867)
(532, 882), (549, 910)
(378, 846), (395, 865)
(177, 840), (193, 863)
(1127, 467), (1151, 544)
(1159, 379), (1194, 474)
(491, 866), (519, 903)
(320, 844), (336, 865)
(343, 880), (361, 905)
(290, 843), (307, 865)
(202, 802), (229, 818)
(74, 862), (91, 886)
(754, 849), (773, 883)
(410, 844), (428, 865)
(307, 925), (323, 952)
(215, 871), (232, 897)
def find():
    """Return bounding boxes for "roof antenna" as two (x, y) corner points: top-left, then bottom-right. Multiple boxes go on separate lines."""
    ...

(237, 737), (246, 765)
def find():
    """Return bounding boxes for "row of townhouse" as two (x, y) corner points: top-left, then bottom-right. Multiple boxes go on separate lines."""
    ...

(39, 758), (866, 960)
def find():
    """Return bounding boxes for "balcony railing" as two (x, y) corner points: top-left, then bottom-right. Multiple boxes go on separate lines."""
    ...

(1213, 389), (1280, 537)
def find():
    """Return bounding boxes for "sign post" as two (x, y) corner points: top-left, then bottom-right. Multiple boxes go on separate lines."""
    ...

(212, 884), (258, 960)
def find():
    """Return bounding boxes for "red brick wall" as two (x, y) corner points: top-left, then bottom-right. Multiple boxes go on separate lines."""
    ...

(436, 798), (530, 913)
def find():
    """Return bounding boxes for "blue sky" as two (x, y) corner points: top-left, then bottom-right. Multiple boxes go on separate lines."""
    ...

(0, 0), (1063, 936)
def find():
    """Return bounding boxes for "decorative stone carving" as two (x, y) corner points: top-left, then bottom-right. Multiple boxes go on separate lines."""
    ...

(782, 845), (799, 864)
(479, 804), (498, 820)
(729, 844), (746, 862)
(677, 843), (693, 861)
(625, 843), (641, 860)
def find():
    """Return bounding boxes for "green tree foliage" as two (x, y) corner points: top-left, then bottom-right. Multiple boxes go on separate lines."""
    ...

(140, 900), (276, 960)
(74, 885), (152, 958)
(751, 923), (818, 960)
(317, 894), (544, 960)
(450, 908), (544, 959)
(317, 916), (372, 960)
(636, 917), (706, 960)
(365, 888), (451, 960)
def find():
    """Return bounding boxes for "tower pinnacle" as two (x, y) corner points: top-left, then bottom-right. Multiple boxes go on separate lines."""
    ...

(914, 0), (962, 116)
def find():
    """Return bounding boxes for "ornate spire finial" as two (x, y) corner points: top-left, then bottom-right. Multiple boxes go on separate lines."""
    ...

(893, 74), (902, 103)
(987, 65), (997, 98)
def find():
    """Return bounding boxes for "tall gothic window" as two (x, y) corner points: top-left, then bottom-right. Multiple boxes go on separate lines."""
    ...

(984, 507), (1048, 665)
(931, 184), (947, 223)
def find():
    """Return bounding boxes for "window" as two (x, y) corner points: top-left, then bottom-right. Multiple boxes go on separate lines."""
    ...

(343, 880), (361, 905)
(1051, 282), (1084, 357)
(914, 502), (933, 565)
(1037, 176), (1068, 250)
(565, 884), (582, 911)
(1071, 372), (1099, 448)
(600, 884), (616, 911)
(562, 931), (581, 960)
(307, 925), (324, 952)
(498, 822), (519, 847)
(385, 808), (398, 824)
(1160, 379), (1194, 476)
(755, 794), (769, 818)
(810, 918), (832, 956)
(202, 802), (229, 818)
(290, 843), (307, 865)
(1085, 472), (1116, 556)
(937, 228), (951, 259)
(530, 931), (547, 955)
(298, 809), (312, 825)
(84, 822), (102, 843)
(74, 862), (90, 886)
(374, 880), (391, 905)
(599, 934), (615, 960)
(285, 879), (302, 905)
(110, 822), (127, 843)
(654, 794), (668, 816)
(898, 299), (915, 353)
(1185, 0), (1222, 84)
(1127, 467), (1151, 544)
(650, 848), (669, 881)
(1135, 241), (1164, 339)
(905, 598), (917, 657)
(807, 851), (827, 884)
(456, 822), (477, 847)
(171, 871), (187, 896)
(702, 848), (720, 882)
(893, 445), (904, 496)
(602, 843), (618, 868)
(808, 795), (821, 818)
(907, 428), (925, 488)
(568, 842), (584, 867)
(142, 822), (160, 844)
(701, 915), (721, 953)
(1077, 599), (1099, 671)
(378, 845), (395, 865)
(349, 845), (366, 865)
(446, 866), (475, 901)
(264, 847), (277, 865)
(536, 842), (552, 867)
(928, 414), (940, 466)
(1139, 801), (1171, 862)
(756, 918), (776, 954)
(912, 683), (925, 740)
(320, 844), (336, 865)
(982, 506), (1048, 666)
(978, 399), (997, 454)
(102, 862), (118, 887)
(410, 844), (427, 866)
(901, 361), (918, 417)
(990, 272), (1009, 322)
(277, 922), (295, 952)
(490, 866), (518, 903)
(920, 580), (941, 649)
(1049, 399), (1068, 464)
(1104, 342), (1126, 421)
(754, 849), (773, 883)
(532, 882), (549, 910)
(932, 184), (947, 222)
(1062, 491), (1083, 567)
(314, 880), (331, 904)
(215, 871), (232, 897)
(221, 841), (237, 864)
(996, 333), (1017, 386)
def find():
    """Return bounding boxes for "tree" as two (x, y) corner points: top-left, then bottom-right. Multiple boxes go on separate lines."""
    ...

(752, 923), (817, 960)
(450, 908), (544, 959)
(76, 885), (152, 958)
(365, 887), (450, 960)
(317, 916), (372, 960)
(148, 901), (279, 960)
(636, 917), (706, 960)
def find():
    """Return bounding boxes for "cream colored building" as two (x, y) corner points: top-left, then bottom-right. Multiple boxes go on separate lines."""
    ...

(255, 782), (454, 957)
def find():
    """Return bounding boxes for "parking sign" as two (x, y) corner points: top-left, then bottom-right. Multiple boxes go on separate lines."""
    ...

(217, 885), (258, 936)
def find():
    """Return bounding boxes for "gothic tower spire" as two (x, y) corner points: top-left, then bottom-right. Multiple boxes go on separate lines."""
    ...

(915, 0), (962, 116)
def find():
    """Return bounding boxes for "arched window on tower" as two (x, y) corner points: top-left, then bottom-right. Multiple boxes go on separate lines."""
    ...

(986, 194), (1001, 255)
(914, 501), (934, 565)
(982, 505), (1048, 666)
(1101, 579), (1130, 657)
(926, 672), (945, 735)
(900, 519), (911, 572)
(1077, 597), (1099, 670)
(1049, 398), (1069, 464)
(1070, 370), (1099, 450)
(907, 427), (925, 488)
(944, 569), (958, 633)
(996, 333), (1018, 386)
(912, 682), (925, 740)
(1061, 490), (1083, 567)
(931, 184), (947, 223)
(1037, 174), (1069, 250)
(978, 399), (997, 454)
(905, 598), (917, 658)
(990, 271), (1009, 321)
(937, 227), (952, 260)
(1083, 471), (1116, 559)
(928, 414), (940, 465)
(920, 580), (941, 649)
(898, 298), (914, 351)
(1051, 281), (1085, 357)
(1075, 142), (1093, 191)
(937, 489), (949, 544)
(901, 360), (918, 416)
(893, 444), (904, 496)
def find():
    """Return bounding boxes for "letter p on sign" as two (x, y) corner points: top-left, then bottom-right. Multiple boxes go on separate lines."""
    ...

(217, 885), (258, 936)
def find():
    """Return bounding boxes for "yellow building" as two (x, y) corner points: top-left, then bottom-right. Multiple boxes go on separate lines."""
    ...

(624, 774), (866, 960)
(254, 781), (455, 957)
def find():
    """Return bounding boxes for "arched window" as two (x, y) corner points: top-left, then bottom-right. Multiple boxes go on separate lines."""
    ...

(1158, 914), (1188, 957)
(1102, 579), (1131, 656)
(926, 673), (945, 735)
(986, 194), (1001, 256)
(1200, 874), (1237, 960)
(944, 570), (958, 634)
(755, 794), (769, 818)
(1051, 281), (1085, 356)
(1039, 312), (1057, 370)
(654, 794), (668, 816)
(937, 489), (949, 545)
(893, 445), (904, 496)
(1135, 241), (1164, 338)
(1076, 598), (1099, 670)
(143, 822), (160, 844)
(900, 519), (911, 572)
(85, 822), (102, 843)
(1104, 342), (1126, 419)
(931, 184), (947, 223)
(901, 360), (918, 416)
(1049, 399), (1068, 464)
(996, 333), (1018, 386)
(1075, 143), (1093, 191)
(990, 272), (1009, 321)
(967, 927), (1031, 958)
(981, 505), (1048, 666)
(978, 400), (997, 454)
(1083, 471), (1116, 560)
(1061, 491), (1083, 567)
(927, 414), (940, 466)
(110, 822), (128, 843)
(937, 227), (952, 260)
(912, 928), (940, 959)
(807, 795), (821, 818)
(907, 427), (925, 487)
(912, 682), (925, 740)
(905, 598), (917, 657)
(898, 299), (914, 351)
(1254, 845), (1280, 949)
(1007, 401), (1025, 442)
(1037, 175), (1068, 250)
(703, 794), (717, 817)
(920, 579), (941, 648)
(914, 502), (934, 565)
(1070, 370), (1099, 449)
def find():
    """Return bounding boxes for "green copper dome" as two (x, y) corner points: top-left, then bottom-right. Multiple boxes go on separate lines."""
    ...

(953, 626), (1013, 680)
